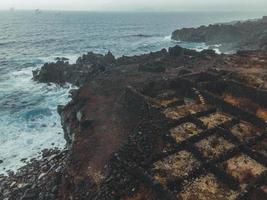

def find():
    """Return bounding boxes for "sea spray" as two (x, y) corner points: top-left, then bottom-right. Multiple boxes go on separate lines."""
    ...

(0, 65), (76, 174)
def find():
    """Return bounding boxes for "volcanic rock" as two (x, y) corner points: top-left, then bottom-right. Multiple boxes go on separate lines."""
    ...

(29, 45), (267, 199)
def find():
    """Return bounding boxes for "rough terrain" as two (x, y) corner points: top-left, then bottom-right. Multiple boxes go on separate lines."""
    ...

(2, 44), (267, 199)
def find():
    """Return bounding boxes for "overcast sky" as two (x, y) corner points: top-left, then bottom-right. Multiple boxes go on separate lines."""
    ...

(1, 0), (267, 11)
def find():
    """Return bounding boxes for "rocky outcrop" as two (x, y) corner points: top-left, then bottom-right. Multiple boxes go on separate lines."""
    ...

(33, 51), (116, 86)
(172, 16), (267, 52)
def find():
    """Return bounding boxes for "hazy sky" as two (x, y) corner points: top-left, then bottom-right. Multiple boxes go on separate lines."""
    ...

(1, 0), (267, 11)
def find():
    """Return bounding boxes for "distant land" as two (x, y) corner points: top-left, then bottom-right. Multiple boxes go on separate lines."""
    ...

(172, 16), (267, 53)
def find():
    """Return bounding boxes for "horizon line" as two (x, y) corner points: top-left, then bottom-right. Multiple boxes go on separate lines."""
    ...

(0, 8), (267, 12)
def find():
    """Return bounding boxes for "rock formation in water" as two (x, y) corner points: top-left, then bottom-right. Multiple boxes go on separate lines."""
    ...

(33, 51), (115, 86)
(172, 16), (267, 52)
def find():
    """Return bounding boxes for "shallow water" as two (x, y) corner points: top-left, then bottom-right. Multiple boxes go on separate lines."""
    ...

(0, 10), (265, 174)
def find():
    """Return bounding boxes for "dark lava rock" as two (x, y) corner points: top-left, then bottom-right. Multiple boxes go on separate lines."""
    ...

(169, 45), (184, 57)
(76, 51), (115, 67)
(55, 57), (69, 62)
(1, 149), (66, 200)
(201, 49), (216, 57)
(21, 188), (38, 200)
(33, 51), (116, 86)
(32, 61), (72, 84)
(0, 160), (3, 164)
(138, 62), (166, 73)
(178, 69), (192, 75)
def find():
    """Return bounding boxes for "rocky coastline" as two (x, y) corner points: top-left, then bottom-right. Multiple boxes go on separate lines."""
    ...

(2, 19), (267, 199)
(0, 148), (67, 200)
(172, 16), (267, 53)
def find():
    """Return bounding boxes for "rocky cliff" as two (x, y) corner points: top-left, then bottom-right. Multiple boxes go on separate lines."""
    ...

(172, 16), (267, 52)
(2, 45), (267, 199)
(31, 46), (267, 199)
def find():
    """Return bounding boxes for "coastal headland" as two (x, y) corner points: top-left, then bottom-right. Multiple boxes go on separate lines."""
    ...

(1, 17), (267, 200)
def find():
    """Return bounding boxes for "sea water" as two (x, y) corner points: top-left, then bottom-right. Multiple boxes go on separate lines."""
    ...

(0, 10), (265, 174)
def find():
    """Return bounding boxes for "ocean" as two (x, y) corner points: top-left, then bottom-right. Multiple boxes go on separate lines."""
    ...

(0, 10), (266, 174)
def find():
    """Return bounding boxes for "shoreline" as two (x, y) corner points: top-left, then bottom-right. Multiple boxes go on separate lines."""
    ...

(0, 148), (67, 200)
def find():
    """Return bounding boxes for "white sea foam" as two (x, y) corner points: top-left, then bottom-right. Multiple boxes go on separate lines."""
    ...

(213, 48), (222, 54)
(178, 41), (222, 54)
(163, 35), (172, 41)
(40, 54), (79, 64)
(0, 65), (75, 174)
(208, 44), (222, 54)
(178, 42), (209, 52)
